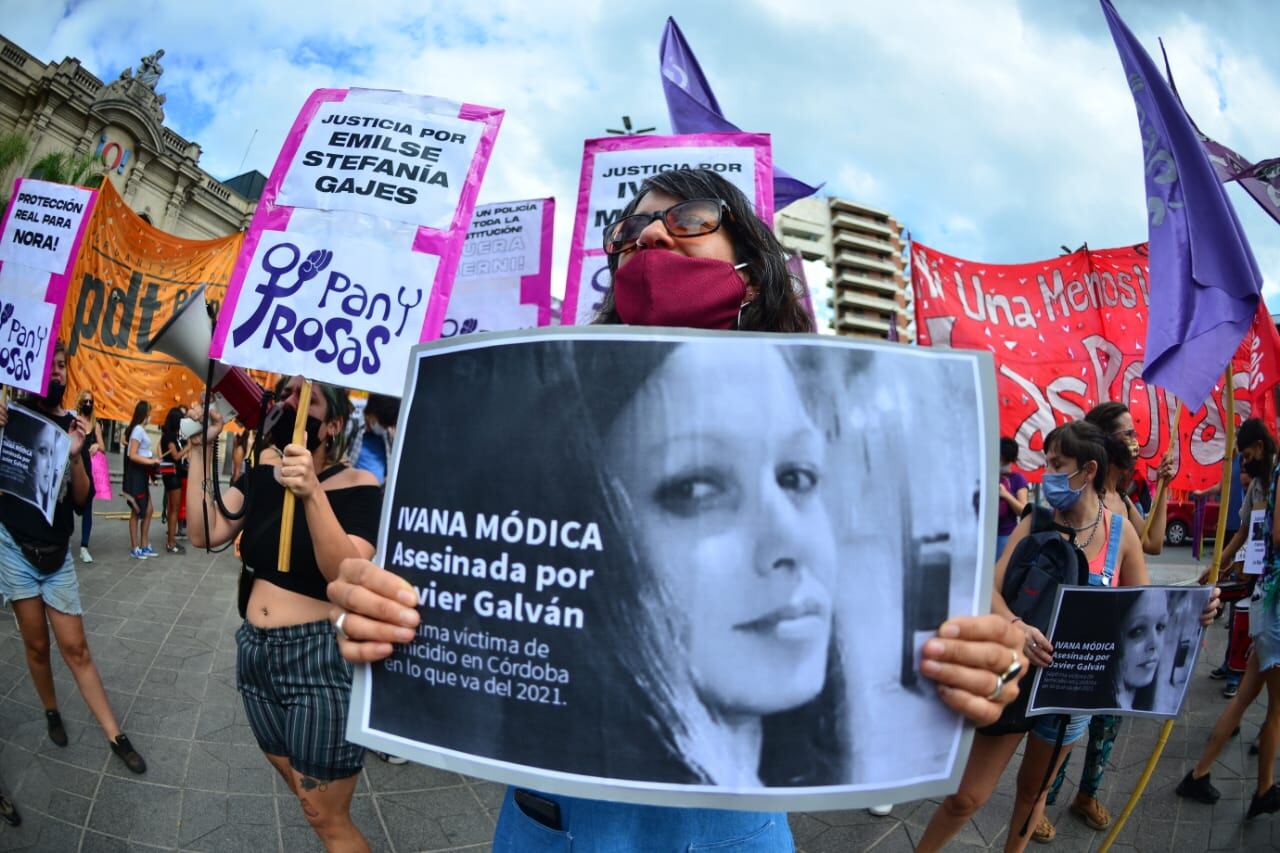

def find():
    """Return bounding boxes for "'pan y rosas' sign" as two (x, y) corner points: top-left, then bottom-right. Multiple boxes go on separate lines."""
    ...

(212, 88), (503, 396)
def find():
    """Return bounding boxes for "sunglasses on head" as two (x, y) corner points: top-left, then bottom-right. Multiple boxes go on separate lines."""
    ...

(602, 198), (731, 255)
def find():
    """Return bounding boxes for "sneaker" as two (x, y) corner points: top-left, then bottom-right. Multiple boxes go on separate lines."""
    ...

(110, 734), (146, 774)
(1224, 681), (1240, 699)
(374, 751), (408, 765)
(1070, 794), (1111, 829)
(130, 548), (147, 560)
(1032, 815), (1056, 843)
(1209, 665), (1231, 680)
(79, 547), (93, 564)
(140, 546), (158, 558)
(1247, 785), (1280, 819)
(45, 710), (67, 747)
(868, 804), (892, 817)
(1176, 770), (1221, 804)
(0, 792), (19, 827)
(166, 544), (185, 555)
(177, 524), (187, 540)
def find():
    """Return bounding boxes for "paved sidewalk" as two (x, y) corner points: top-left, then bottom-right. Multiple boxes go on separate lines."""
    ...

(0, 504), (1274, 851)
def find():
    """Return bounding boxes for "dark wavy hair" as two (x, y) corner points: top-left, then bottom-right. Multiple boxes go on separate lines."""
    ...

(1085, 402), (1134, 472)
(1099, 589), (1162, 711)
(1044, 420), (1109, 494)
(1237, 417), (1278, 487)
(1000, 436), (1020, 466)
(593, 169), (814, 333)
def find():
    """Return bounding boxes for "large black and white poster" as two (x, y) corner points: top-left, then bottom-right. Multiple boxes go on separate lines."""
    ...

(349, 328), (997, 810)
(1029, 586), (1212, 719)
(0, 403), (69, 524)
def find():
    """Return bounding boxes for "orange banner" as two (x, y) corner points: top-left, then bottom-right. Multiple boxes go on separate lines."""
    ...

(58, 182), (247, 422)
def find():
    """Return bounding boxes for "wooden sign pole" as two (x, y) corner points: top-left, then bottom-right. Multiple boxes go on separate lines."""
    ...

(276, 379), (312, 574)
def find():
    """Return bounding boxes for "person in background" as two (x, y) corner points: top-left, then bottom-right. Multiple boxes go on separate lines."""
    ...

(1178, 421), (1280, 820)
(0, 342), (146, 775)
(122, 401), (160, 559)
(1034, 404), (1175, 842)
(352, 394), (399, 486)
(998, 437), (1029, 557)
(1200, 420), (1275, 703)
(231, 422), (252, 483)
(72, 390), (105, 564)
(160, 407), (190, 555)
(188, 379), (380, 852)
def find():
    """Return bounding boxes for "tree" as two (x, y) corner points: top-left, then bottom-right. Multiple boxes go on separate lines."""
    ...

(0, 131), (31, 208)
(27, 150), (104, 189)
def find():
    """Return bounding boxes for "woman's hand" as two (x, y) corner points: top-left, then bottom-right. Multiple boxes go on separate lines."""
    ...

(920, 615), (1029, 727)
(67, 414), (87, 457)
(0, 397), (7, 428)
(328, 558), (419, 662)
(1200, 587), (1222, 626)
(1018, 621), (1054, 668)
(187, 404), (224, 446)
(1157, 451), (1176, 482)
(277, 443), (320, 499)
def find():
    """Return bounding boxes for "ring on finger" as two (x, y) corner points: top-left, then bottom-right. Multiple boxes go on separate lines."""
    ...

(334, 611), (349, 640)
(988, 650), (1023, 701)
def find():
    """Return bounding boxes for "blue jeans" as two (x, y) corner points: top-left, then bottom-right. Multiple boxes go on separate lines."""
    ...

(0, 523), (80, 615)
(493, 788), (794, 852)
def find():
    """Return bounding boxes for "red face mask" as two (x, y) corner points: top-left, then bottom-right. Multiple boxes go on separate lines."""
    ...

(612, 250), (748, 330)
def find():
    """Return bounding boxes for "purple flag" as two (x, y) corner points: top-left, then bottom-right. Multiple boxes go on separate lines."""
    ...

(1102, 0), (1262, 408)
(1161, 44), (1280, 227)
(660, 17), (822, 210)
(785, 251), (817, 324)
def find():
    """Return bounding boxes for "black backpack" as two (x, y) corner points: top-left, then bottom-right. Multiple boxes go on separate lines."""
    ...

(979, 505), (1089, 736)
(981, 505), (1092, 840)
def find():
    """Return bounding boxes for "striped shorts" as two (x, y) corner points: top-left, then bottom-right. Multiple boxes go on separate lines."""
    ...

(235, 619), (364, 781)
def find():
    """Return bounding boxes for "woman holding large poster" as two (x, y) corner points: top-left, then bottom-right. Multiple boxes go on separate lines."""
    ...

(330, 169), (1028, 850)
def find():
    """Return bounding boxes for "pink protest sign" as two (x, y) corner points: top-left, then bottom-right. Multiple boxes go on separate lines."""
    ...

(561, 133), (773, 327)
(211, 88), (503, 395)
(0, 178), (98, 394)
(443, 197), (555, 336)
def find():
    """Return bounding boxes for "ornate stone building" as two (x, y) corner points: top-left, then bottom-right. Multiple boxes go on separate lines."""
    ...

(0, 35), (262, 238)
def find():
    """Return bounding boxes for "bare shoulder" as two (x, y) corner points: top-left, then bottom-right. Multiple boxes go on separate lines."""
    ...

(324, 466), (380, 490)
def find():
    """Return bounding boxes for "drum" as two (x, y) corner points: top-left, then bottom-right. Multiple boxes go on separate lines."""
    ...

(1219, 578), (1254, 604)
(1227, 601), (1253, 674)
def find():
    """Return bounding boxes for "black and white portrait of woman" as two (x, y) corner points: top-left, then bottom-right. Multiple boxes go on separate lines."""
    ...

(0, 403), (69, 524)
(360, 330), (991, 806)
(1030, 586), (1209, 719)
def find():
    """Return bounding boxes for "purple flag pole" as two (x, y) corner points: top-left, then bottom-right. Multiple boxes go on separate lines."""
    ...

(660, 17), (822, 210)
(1102, 0), (1262, 409)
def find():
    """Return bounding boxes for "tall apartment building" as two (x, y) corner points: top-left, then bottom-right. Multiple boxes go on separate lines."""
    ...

(775, 196), (911, 341)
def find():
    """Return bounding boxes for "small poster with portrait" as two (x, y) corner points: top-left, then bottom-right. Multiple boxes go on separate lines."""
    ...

(0, 403), (70, 525)
(1245, 508), (1267, 575)
(1028, 585), (1212, 720)
(348, 327), (999, 811)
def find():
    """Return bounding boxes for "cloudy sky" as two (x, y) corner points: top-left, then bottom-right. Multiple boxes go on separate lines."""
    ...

(5, 0), (1279, 301)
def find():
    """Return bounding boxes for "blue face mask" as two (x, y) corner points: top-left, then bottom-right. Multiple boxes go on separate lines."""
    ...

(1042, 469), (1085, 510)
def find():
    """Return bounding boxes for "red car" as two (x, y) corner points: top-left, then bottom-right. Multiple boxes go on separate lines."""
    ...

(1163, 498), (1222, 547)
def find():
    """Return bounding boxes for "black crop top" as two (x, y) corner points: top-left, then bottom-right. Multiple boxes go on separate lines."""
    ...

(235, 463), (383, 602)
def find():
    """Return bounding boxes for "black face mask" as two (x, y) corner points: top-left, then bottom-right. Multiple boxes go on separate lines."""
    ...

(40, 380), (66, 409)
(266, 405), (324, 452)
(81, 401), (93, 415)
(1244, 457), (1268, 479)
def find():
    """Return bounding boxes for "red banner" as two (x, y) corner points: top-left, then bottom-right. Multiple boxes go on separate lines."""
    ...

(911, 241), (1280, 490)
